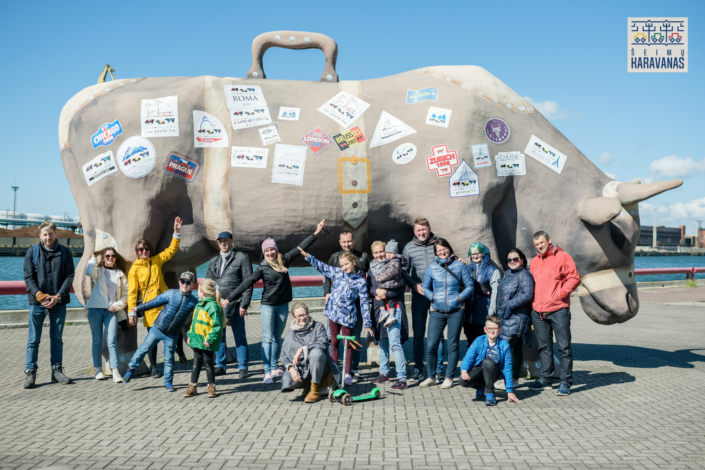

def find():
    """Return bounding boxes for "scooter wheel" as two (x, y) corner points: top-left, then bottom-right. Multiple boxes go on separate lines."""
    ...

(342, 394), (352, 406)
(374, 390), (381, 399)
(329, 389), (337, 403)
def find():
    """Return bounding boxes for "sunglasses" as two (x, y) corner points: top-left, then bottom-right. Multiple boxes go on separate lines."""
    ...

(138, 247), (150, 252)
(104, 254), (116, 259)
(506, 257), (521, 263)
(179, 280), (192, 285)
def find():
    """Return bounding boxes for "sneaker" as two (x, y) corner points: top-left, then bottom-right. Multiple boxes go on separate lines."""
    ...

(435, 372), (444, 384)
(494, 379), (506, 391)
(373, 374), (389, 384)
(263, 373), (273, 384)
(344, 374), (352, 386)
(383, 315), (397, 328)
(476, 389), (485, 399)
(51, 366), (72, 385)
(556, 382), (571, 396)
(378, 309), (390, 324)
(440, 378), (453, 389)
(24, 370), (36, 389)
(112, 368), (123, 383)
(122, 368), (135, 384)
(419, 377), (436, 388)
(391, 380), (407, 390)
(239, 369), (248, 379)
(408, 369), (423, 384)
(485, 393), (497, 406)
(528, 379), (552, 391)
(214, 367), (226, 377)
(95, 370), (106, 380)
(271, 367), (285, 377)
(165, 383), (176, 392)
(352, 369), (361, 379)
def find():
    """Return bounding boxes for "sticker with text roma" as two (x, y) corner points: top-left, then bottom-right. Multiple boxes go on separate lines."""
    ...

(164, 153), (199, 182)
(332, 126), (367, 151)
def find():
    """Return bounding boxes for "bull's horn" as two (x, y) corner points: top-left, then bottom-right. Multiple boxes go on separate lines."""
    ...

(616, 179), (683, 205)
(578, 197), (623, 225)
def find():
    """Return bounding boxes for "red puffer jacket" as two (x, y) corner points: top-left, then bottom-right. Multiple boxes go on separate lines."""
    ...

(529, 245), (580, 313)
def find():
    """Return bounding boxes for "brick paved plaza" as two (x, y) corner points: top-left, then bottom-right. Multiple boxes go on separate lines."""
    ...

(1, 298), (704, 469)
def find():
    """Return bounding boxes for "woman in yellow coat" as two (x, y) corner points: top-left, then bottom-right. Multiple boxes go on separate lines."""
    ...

(127, 216), (183, 377)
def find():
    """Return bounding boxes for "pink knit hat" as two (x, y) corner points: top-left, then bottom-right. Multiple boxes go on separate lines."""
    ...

(262, 238), (278, 253)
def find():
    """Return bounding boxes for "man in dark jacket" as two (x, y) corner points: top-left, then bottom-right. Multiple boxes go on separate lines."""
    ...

(401, 217), (444, 384)
(323, 231), (370, 380)
(23, 221), (75, 389)
(123, 271), (199, 392)
(206, 231), (253, 379)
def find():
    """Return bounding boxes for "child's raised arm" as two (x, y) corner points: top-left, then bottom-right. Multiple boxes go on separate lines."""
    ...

(299, 248), (337, 280)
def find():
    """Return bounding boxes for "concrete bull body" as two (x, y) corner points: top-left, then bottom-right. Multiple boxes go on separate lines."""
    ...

(60, 31), (680, 334)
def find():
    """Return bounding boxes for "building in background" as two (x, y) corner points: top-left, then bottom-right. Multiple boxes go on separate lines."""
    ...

(638, 225), (687, 247)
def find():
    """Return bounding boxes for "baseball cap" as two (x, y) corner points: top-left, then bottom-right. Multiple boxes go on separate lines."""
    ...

(217, 231), (233, 240)
(179, 271), (196, 283)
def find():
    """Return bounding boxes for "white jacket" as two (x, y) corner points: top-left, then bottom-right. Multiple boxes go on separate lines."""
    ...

(85, 257), (129, 322)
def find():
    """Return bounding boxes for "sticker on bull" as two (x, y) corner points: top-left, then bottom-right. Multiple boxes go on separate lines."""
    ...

(223, 84), (267, 110)
(231, 146), (269, 169)
(141, 96), (179, 137)
(116, 136), (156, 179)
(332, 126), (367, 152)
(426, 144), (459, 177)
(425, 107), (452, 128)
(164, 153), (199, 182)
(393, 143), (417, 165)
(193, 111), (229, 148)
(495, 151), (526, 176)
(369, 111), (416, 148)
(278, 107), (300, 121)
(318, 91), (370, 128)
(259, 125), (282, 146)
(272, 144), (306, 186)
(406, 87), (438, 104)
(82, 150), (118, 186)
(524, 135), (567, 174)
(91, 120), (123, 149)
(450, 160), (480, 198)
(485, 118), (510, 144)
(300, 127), (333, 155)
(230, 107), (272, 130)
(471, 143), (492, 169)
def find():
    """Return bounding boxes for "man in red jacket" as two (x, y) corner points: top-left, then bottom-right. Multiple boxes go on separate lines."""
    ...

(527, 231), (580, 396)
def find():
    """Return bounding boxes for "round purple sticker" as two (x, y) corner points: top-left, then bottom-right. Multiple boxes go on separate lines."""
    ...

(485, 118), (510, 144)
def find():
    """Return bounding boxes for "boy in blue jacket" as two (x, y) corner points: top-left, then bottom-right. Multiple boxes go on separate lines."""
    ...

(460, 316), (523, 406)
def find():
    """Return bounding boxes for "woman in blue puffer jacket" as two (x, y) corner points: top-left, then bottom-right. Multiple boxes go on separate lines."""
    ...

(420, 238), (473, 389)
(496, 248), (534, 380)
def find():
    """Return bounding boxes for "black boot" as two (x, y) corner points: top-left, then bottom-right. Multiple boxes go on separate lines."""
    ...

(24, 370), (36, 389)
(51, 366), (72, 385)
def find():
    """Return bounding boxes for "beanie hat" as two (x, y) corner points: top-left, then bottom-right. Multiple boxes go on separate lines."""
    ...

(262, 238), (278, 253)
(386, 239), (399, 255)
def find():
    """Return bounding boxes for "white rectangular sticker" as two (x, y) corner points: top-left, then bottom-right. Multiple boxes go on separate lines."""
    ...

(259, 125), (281, 146)
(83, 150), (118, 186)
(278, 107), (300, 121)
(425, 106), (452, 128)
(231, 146), (268, 169)
(318, 91), (370, 128)
(471, 143), (492, 169)
(524, 135), (567, 174)
(223, 85), (267, 110)
(495, 152), (526, 176)
(230, 107), (272, 130)
(141, 96), (179, 137)
(272, 144), (306, 186)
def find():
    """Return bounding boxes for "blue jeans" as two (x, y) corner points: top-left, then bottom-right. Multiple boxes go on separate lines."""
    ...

(411, 293), (444, 374)
(25, 304), (67, 371)
(378, 308), (407, 381)
(87, 308), (119, 370)
(426, 309), (464, 379)
(128, 327), (177, 385)
(215, 304), (249, 370)
(260, 303), (288, 374)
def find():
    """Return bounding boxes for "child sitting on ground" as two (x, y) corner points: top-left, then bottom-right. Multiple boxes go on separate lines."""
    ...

(369, 239), (407, 327)
(297, 246), (372, 385)
(184, 279), (224, 399)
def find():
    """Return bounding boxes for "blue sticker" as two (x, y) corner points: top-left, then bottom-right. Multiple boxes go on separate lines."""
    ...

(164, 153), (199, 182)
(406, 87), (439, 104)
(91, 120), (123, 149)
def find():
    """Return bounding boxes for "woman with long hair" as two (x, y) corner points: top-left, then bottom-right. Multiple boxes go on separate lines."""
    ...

(85, 246), (130, 382)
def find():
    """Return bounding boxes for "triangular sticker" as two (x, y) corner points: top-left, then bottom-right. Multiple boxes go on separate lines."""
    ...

(368, 111), (416, 148)
(449, 160), (480, 198)
(193, 111), (229, 148)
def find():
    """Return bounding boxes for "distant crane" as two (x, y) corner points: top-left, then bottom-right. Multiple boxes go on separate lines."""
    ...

(97, 64), (116, 84)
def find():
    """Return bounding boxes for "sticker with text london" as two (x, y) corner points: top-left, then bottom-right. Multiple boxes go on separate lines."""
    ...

(91, 120), (123, 149)
(164, 153), (199, 182)
(629, 18), (687, 73)
(300, 127), (333, 155)
(485, 118), (510, 144)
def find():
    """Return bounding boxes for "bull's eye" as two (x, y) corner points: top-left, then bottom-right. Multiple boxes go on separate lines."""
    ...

(610, 224), (626, 249)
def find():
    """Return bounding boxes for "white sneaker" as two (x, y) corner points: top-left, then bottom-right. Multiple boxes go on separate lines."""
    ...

(383, 315), (397, 328)
(494, 379), (506, 390)
(419, 377), (436, 388)
(263, 373), (274, 384)
(112, 368), (123, 383)
(95, 370), (106, 380)
(441, 379), (453, 389)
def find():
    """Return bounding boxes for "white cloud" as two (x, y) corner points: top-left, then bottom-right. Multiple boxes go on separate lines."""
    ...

(599, 152), (614, 166)
(523, 96), (569, 119)
(667, 197), (705, 219)
(639, 198), (705, 235)
(604, 172), (616, 179)
(649, 155), (705, 180)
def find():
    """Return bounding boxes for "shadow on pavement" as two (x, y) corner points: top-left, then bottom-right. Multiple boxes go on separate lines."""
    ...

(573, 344), (705, 369)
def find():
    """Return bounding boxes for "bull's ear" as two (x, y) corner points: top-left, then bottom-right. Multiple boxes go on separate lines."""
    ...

(616, 179), (683, 205)
(578, 197), (623, 226)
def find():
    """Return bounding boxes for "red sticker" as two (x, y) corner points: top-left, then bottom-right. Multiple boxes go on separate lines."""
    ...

(426, 144), (459, 177)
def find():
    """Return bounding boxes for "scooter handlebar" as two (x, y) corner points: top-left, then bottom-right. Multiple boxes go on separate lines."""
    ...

(336, 335), (356, 341)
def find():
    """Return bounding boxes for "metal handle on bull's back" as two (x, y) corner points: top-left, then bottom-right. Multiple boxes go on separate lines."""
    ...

(247, 31), (339, 82)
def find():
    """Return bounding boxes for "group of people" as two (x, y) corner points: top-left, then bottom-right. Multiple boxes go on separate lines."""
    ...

(22, 216), (581, 406)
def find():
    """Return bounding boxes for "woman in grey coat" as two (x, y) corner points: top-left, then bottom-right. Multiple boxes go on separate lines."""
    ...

(280, 303), (342, 403)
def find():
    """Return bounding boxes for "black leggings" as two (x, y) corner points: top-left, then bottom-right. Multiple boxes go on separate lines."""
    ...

(191, 348), (215, 384)
(507, 334), (523, 380)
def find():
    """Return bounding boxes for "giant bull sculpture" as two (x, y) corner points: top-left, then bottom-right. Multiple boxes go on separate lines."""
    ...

(60, 31), (681, 327)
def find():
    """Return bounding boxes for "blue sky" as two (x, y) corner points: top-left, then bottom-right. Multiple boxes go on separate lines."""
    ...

(0, 0), (703, 232)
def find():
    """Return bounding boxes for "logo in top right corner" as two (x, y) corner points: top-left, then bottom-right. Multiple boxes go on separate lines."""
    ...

(629, 17), (687, 73)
